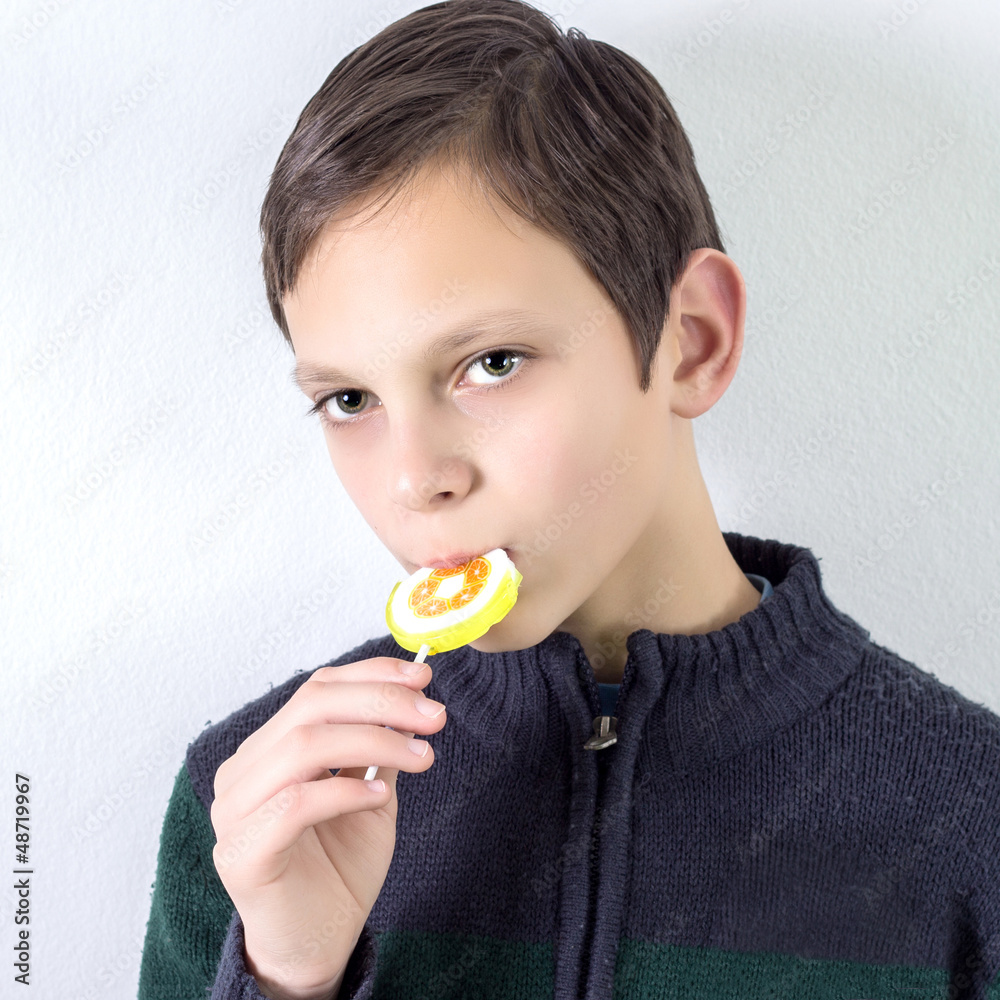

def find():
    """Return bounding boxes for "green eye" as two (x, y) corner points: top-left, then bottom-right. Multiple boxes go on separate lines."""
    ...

(332, 389), (368, 415)
(467, 350), (523, 384)
(309, 388), (377, 429)
(481, 352), (516, 377)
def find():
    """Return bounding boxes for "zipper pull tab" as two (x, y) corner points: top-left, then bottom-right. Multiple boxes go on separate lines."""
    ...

(583, 715), (618, 750)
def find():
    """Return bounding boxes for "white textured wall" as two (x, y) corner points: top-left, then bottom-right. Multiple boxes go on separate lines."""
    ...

(3, 0), (998, 995)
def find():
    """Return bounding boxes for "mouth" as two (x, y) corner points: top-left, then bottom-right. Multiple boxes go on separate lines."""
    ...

(417, 547), (514, 571)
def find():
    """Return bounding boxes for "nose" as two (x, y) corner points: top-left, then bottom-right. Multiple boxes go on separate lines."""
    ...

(385, 408), (474, 511)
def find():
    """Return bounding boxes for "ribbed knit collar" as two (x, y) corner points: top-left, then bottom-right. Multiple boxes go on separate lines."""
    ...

(422, 532), (874, 774)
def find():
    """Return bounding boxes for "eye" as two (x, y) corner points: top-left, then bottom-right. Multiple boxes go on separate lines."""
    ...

(327, 389), (368, 416)
(464, 349), (524, 385)
(308, 388), (380, 428)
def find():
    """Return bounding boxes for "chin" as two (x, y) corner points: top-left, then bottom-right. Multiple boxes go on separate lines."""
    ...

(466, 613), (552, 655)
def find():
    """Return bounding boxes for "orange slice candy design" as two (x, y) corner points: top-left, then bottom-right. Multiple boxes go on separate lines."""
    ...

(408, 556), (491, 618)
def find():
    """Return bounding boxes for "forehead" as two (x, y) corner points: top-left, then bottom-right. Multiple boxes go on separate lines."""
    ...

(283, 163), (614, 374)
(296, 161), (530, 283)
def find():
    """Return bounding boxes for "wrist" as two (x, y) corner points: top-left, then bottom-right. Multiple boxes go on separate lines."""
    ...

(245, 948), (345, 1000)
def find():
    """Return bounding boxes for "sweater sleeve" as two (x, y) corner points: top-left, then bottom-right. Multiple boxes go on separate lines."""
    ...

(214, 908), (380, 1000)
(138, 760), (380, 1000)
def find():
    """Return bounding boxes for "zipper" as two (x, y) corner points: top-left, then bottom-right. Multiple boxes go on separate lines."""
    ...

(576, 663), (626, 996)
(584, 677), (619, 749)
(580, 713), (616, 998)
(583, 714), (618, 750)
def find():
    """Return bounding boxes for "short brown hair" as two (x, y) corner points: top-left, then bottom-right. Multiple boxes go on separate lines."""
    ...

(260, 0), (724, 391)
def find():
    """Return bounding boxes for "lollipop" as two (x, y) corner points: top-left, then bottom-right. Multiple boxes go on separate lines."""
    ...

(363, 548), (521, 781)
(386, 548), (522, 655)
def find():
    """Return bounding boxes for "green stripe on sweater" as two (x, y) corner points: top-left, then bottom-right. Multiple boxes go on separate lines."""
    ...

(138, 762), (235, 999)
(372, 929), (554, 998)
(613, 936), (971, 999)
(372, 930), (987, 999)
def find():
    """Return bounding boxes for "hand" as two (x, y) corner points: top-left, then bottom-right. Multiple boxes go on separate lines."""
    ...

(210, 657), (446, 1000)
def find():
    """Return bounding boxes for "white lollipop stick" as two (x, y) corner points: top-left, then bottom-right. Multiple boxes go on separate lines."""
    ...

(363, 642), (430, 782)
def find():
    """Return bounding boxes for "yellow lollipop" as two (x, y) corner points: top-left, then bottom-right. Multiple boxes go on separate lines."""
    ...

(363, 548), (521, 781)
(385, 547), (522, 655)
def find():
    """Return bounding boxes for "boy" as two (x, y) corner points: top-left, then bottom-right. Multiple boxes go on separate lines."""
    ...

(138, 1), (1000, 998)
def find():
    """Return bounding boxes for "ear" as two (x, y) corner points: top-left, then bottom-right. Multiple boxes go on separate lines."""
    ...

(658, 248), (747, 419)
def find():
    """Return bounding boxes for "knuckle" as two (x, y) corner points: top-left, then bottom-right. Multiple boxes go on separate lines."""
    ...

(379, 678), (405, 704)
(359, 724), (389, 759)
(269, 782), (303, 821)
(212, 837), (244, 874)
(310, 664), (341, 683)
(299, 676), (327, 697)
(358, 681), (397, 723)
(283, 723), (315, 756)
(211, 841), (228, 870)
(209, 797), (225, 834)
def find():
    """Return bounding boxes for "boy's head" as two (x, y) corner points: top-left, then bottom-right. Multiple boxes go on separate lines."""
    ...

(260, 0), (726, 394)
(262, 0), (755, 668)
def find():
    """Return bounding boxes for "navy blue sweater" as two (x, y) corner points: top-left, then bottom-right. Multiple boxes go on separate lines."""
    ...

(138, 533), (1000, 999)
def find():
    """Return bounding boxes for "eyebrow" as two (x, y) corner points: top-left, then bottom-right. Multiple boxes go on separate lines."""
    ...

(290, 308), (554, 392)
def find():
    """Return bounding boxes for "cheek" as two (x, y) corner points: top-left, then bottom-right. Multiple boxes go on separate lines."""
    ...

(504, 402), (621, 513)
(504, 399), (651, 573)
(324, 435), (380, 514)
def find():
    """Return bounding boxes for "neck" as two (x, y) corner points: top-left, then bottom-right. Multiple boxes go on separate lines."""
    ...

(559, 423), (762, 684)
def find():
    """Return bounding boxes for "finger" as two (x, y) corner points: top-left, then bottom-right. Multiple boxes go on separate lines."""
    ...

(307, 657), (434, 689)
(216, 724), (435, 828)
(215, 670), (443, 797)
(337, 762), (405, 791)
(212, 773), (395, 881)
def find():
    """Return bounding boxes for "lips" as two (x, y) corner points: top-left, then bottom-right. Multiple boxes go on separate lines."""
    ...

(423, 552), (480, 570)
(417, 547), (513, 570)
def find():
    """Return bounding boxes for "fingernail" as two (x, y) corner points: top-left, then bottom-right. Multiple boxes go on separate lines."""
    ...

(400, 660), (427, 674)
(408, 738), (429, 756)
(415, 697), (446, 718)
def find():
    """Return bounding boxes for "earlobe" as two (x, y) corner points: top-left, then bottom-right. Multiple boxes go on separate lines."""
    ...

(666, 249), (747, 420)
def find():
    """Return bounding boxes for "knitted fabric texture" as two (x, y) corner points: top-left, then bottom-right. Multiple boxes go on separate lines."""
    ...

(138, 533), (1000, 999)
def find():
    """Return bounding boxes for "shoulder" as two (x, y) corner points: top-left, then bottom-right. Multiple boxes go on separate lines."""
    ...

(840, 638), (1000, 859)
(182, 633), (403, 810)
(850, 637), (1000, 752)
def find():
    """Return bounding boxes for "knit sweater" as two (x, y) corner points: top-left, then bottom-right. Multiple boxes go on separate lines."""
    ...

(596, 573), (774, 719)
(138, 533), (1000, 999)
